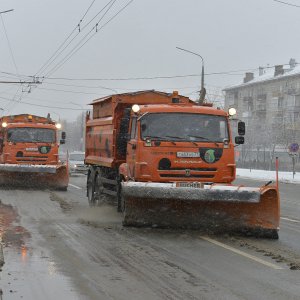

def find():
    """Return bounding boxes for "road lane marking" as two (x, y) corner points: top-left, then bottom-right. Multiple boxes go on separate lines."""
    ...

(281, 217), (300, 223)
(69, 183), (82, 190)
(200, 236), (284, 270)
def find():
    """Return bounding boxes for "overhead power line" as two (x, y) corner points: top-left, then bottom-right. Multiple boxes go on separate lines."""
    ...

(42, 62), (298, 81)
(78, 0), (97, 29)
(0, 14), (20, 79)
(0, 80), (41, 84)
(44, 0), (132, 78)
(35, 0), (100, 76)
(43, 70), (253, 81)
(0, 95), (88, 110)
(273, 0), (300, 8)
(37, 86), (101, 95)
(1, 61), (297, 84)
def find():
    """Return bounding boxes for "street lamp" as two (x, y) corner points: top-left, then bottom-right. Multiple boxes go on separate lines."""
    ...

(176, 46), (206, 105)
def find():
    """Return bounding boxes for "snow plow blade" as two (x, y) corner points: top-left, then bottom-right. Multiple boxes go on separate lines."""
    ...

(122, 182), (280, 238)
(0, 164), (69, 190)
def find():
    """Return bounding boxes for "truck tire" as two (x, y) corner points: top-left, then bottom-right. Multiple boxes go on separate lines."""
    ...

(117, 181), (125, 213)
(87, 169), (96, 206)
(94, 170), (105, 204)
(56, 186), (68, 191)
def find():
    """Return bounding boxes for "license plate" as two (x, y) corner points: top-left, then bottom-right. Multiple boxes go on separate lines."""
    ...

(26, 148), (38, 152)
(176, 182), (203, 188)
(177, 152), (200, 158)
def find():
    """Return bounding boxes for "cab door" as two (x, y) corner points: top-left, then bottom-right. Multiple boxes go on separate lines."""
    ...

(126, 116), (138, 179)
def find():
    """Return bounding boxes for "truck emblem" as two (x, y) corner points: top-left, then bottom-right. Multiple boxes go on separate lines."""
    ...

(185, 169), (191, 177)
(204, 149), (216, 163)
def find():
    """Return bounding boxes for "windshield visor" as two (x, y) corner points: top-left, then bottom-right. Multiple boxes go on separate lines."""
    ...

(140, 113), (229, 142)
(7, 127), (56, 143)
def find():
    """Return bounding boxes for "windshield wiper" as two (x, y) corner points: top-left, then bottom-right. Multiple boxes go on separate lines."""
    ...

(187, 135), (219, 147)
(165, 135), (198, 146)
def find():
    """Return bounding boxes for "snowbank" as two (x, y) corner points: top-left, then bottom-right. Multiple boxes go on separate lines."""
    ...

(236, 168), (300, 184)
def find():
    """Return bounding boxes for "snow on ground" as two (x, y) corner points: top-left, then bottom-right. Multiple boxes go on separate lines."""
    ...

(236, 168), (300, 184)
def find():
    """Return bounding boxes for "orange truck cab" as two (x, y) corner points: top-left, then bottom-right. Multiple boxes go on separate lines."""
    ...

(120, 103), (236, 184)
(0, 114), (69, 189)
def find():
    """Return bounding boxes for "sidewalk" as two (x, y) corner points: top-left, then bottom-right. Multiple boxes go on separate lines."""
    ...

(236, 168), (300, 184)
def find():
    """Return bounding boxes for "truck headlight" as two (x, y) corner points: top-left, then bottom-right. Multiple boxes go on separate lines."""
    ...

(228, 107), (237, 116)
(132, 104), (140, 113)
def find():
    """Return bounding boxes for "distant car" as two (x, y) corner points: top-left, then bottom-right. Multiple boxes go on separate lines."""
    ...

(69, 151), (87, 175)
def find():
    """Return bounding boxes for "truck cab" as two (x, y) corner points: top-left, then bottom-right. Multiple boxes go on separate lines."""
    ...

(120, 104), (236, 184)
(0, 114), (68, 189)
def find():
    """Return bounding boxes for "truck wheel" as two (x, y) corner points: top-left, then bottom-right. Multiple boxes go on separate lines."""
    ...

(94, 171), (105, 204)
(87, 172), (96, 206)
(56, 186), (68, 191)
(117, 182), (125, 213)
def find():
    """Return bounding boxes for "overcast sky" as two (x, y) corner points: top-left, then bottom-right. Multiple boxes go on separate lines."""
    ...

(1, 0), (300, 121)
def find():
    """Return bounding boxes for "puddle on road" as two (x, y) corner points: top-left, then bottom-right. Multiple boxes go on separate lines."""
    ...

(0, 200), (82, 299)
(0, 200), (30, 249)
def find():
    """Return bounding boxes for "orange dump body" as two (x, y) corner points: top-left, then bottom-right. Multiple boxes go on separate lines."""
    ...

(0, 114), (68, 189)
(86, 90), (279, 237)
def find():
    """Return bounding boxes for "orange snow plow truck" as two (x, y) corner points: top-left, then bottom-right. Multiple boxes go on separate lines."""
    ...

(85, 90), (279, 238)
(0, 114), (68, 190)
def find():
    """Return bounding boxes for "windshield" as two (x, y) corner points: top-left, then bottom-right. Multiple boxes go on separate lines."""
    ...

(7, 127), (56, 143)
(69, 153), (85, 161)
(140, 113), (229, 142)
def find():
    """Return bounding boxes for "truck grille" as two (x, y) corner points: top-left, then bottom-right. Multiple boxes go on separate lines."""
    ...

(167, 167), (217, 171)
(159, 174), (215, 178)
(16, 156), (48, 163)
(158, 168), (216, 179)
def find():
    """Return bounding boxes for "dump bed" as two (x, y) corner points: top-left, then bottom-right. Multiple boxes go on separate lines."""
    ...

(85, 90), (191, 168)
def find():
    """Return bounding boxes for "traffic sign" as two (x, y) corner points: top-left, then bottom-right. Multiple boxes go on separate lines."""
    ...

(289, 143), (299, 153)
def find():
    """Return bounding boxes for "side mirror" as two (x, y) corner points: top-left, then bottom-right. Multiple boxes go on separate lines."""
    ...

(61, 131), (66, 139)
(235, 136), (244, 145)
(238, 121), (245, 136)
(60, 139), (66, 145)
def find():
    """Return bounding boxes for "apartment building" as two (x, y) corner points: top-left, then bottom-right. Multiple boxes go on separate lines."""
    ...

(224, 59), (300, 169)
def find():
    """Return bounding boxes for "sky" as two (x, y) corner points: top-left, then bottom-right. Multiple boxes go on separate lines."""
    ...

(1, 0), (300, 121)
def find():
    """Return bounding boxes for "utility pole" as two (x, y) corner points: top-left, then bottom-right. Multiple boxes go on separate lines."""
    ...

(176, 47), (206, 105)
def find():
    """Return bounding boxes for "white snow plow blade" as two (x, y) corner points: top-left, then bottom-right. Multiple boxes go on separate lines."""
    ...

(0, 164), (58, 173)
(121, 182), (280, 238)
(0, 164), (69, 189)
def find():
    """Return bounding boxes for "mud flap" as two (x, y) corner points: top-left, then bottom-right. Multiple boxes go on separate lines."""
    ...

(121, 182), (280, 238)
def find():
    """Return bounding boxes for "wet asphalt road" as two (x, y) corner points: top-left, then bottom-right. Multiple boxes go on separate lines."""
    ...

(0, 175), (299, 300)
